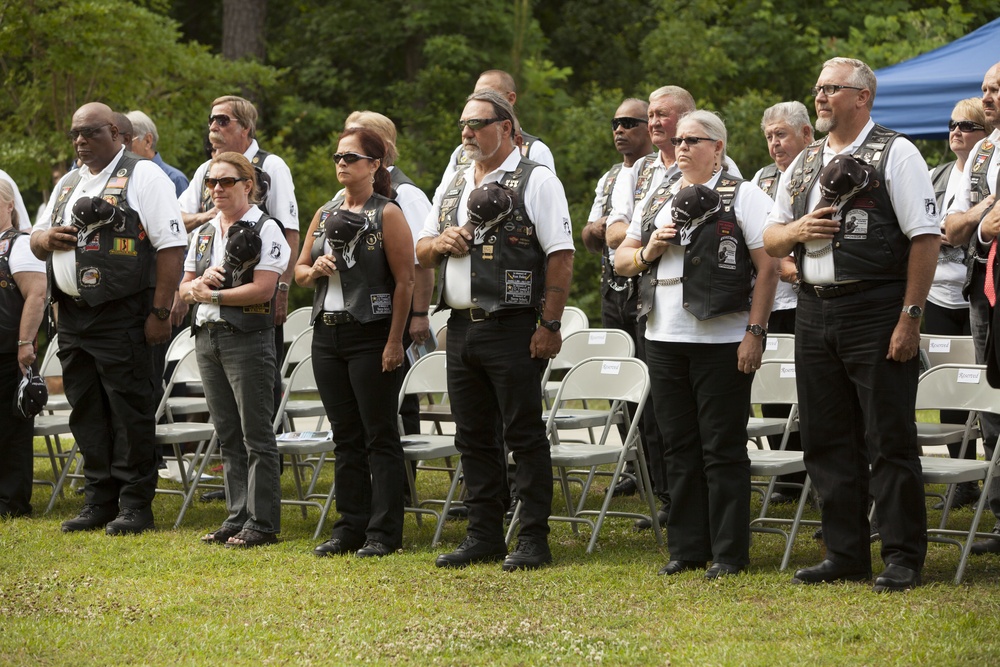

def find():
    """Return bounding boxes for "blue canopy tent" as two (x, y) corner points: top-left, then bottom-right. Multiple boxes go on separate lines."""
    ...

(872, 17), (1000, 140)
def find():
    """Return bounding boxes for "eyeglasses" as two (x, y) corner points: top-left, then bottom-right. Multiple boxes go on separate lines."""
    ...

(612, 117), (648, 131)
(670, 136), (715, 146)
(67, 124), (111, 140)
(458, 118), (501, 131)
(949, 120), (985, 133)
(205, 177), (247, 189)
(333, 152), (375, 164)
(811, 84), (863, 96)
(208, 114), (234, 127)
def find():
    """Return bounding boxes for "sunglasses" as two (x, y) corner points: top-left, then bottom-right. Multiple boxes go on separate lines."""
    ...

(612, 117), (648, 131)
(208, 114), (234, 127)
(67, 124), (111, 140)
(810, 84), (863, 96)
(205, 177), (247, 189)
(949, 120), (985, 133)
(457, 118), (501, 131)
(333, 152), (375, 164)
(670, 136), (715, 146)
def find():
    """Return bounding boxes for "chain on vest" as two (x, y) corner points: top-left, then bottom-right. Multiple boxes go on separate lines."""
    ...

(636, 174), (751, 321)
(309, 193), (395, 324)
(434, 158), (546, 313)
(201, 149), (273, 216)
(788, 124), (910, 284)
(48, 152), (156, 306)
(754, 163), (781, 199)
(0, 229), (28, 351)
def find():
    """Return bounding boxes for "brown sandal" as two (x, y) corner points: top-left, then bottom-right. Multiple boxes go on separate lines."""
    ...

(201, 525), (240, 544)
(224, 528), (279, 549)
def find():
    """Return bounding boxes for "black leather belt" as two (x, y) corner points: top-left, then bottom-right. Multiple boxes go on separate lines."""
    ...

(801, 280), (890, 299)
(320, 311), (357, 326)
(450, 307), (535, 322)
(201, 320), (236, 332)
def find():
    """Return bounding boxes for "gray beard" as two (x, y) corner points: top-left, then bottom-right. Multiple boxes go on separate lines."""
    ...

(815, 116), (835, 133)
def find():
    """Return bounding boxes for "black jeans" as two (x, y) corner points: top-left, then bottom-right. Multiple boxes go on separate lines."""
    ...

(646, 339), (752, 566)
(312, 317), (405, 548)
(795, 283), (927, 572)
(446, 310), (552, 543)
(57, 293), (158, 510)
(0, 352), (34, 516)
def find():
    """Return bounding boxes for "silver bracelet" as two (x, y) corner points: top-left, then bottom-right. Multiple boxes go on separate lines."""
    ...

(16, 339), (33, 347)
(211, 290), (221, 305)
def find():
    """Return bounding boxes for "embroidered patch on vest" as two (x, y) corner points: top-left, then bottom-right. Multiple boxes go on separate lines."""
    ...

(504, 270), (532, 304)
(110, 238), (137, 256)
(844, 210), (869, 239)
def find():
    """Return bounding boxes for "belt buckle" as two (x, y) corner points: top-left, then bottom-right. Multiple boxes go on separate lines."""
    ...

(813, 285), (825, 298)
(468, 307), (488, 322)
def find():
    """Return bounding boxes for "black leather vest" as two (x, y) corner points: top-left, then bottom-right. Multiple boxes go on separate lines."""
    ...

(0, 229), (28, 351)
(963, 139), (1000, 295)
(390, 166), (417, 196)
(49, 152), (156, 306)
(597, 163), (630, 297)
(636, 174), (751, 321)
(754, 163), (781, 199)
(789, 125), (909, 283)
(309, 193), (395, 324)
(434, 159), (546, 313)
(190, 215), (278, 332)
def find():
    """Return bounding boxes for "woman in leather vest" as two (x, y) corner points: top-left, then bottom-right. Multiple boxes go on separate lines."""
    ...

(615, 111), (778, 579)
(0, 179), (46, 517)
(295, 128), (414, 558)
(179, 152), (290, 548)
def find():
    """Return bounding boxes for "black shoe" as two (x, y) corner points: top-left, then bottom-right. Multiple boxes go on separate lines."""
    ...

(502, 538), (552, 572)
(933, 482), (981, 510)
(970, 523), (1000, 555)
(658, 560), (706, 576)
(812, 526), (824, 540)
(634, 508), (669, 531)
(61, 503), (118, 533)
(313, 537), (361, 557)
(199, 490), (226, 502)
(792, 559), (871, 585)
(105, 506), (155, 536)
(873, 563), (921, 592)
(611, 477), (638, 497)
(768, 491), (798, 505)
(435, 536), (507, 568)
(356, 540), (394, 558)
(446, 505), (469, 521)
(705, 562), (743, 580)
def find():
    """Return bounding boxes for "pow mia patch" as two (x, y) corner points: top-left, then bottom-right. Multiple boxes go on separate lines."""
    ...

(269, 242), (282, 259)
(924, 199), (938, 218)
(844, 210), (869, 239)
(717, 238), (737, 270)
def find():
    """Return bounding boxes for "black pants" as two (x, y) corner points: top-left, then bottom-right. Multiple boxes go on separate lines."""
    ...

(796, 283), (926, 572)
(312, 317), (405, 548)
(764, 307), (805, 489)
(446, 310), (552, 543)
(57, 293), (159, 509)
(0, 352), (34, 516)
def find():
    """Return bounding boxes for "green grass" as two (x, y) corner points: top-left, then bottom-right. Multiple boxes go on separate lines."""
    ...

(4, 440), (1000, 666)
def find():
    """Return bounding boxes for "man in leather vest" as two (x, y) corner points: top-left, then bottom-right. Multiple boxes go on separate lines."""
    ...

(31, 102), (186, 535)
(945, 61), (1000, 554)
(763, 58), (940, 592)
(416, 89), (574, 571)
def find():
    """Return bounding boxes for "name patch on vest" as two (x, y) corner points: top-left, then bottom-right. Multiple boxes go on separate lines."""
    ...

(242, 303), (271, 314)
(110, 237), (137, 256)
(370, 293), (392, 315)
(504, 269), (533, 304)
(80, 267), (101, 287)
(718, 238), (737, 270)
(844, 210), (869, 239)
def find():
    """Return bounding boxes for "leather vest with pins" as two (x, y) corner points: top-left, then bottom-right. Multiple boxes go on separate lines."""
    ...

(49, 152), (156, 306)
(201, 149), (279, 225)
(788, 124), (909, 283)
(191, 216), (278, 333)
(389, 166), (417, 197)
(597, 163), (630, 297)
(0, 229), (28, 351)
(636, 174), (752, 321)
(309, 193), (395, 324)
(631, 153), (660, 205)
(434, 159), (545, 313)
(754, 163), (781, 199)
(963, 139), (1000, 296)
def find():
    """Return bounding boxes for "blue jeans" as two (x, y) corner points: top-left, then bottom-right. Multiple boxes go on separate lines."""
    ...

(312, 318), (405, 548)
(796, 282), (926, 571)
(196, 327), (281, 534)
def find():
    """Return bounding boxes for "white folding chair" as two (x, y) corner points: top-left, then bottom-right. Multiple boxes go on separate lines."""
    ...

(747, 358), (800, 450)
(282, 307), (313, 346)
(762, 332), (794, 361)
(398, 351), (464, 546)
(509, 357), (663, 554)
(38, 333), (69, 413)
(919, 334), (976, 372)
(161, 330), (209, 422)
(276, 327), (326, 432)
(914, 364), (1000, 584)
(560, 306), (590, 337)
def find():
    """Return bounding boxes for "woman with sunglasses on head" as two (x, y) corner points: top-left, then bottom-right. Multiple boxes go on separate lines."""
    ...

(179, 151), (290, 548)
(295, 128), (414, 559)
(616, 110), (778, 580)
(924, 98), (993, 502)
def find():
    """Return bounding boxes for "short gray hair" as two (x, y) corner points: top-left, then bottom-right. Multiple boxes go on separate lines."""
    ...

(822, 57), (877, 109)
(466, 88), (518, 143)
(649, 86), (695, 115)
(679, 109), (728, 162)
(126, 110), (158, 149)
(760, 101), (814, 135)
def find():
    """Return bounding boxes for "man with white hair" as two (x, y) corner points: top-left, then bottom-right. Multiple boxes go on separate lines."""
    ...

(126, 110), (189, 196)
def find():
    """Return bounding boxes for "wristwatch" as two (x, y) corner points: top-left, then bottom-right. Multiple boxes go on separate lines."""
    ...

(277, 282), (290, 293)
(151, 307), (171, 321)
(901, 304), (923, 319)
(745, 324), (767, 337)
(539, 319), (561, 332)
